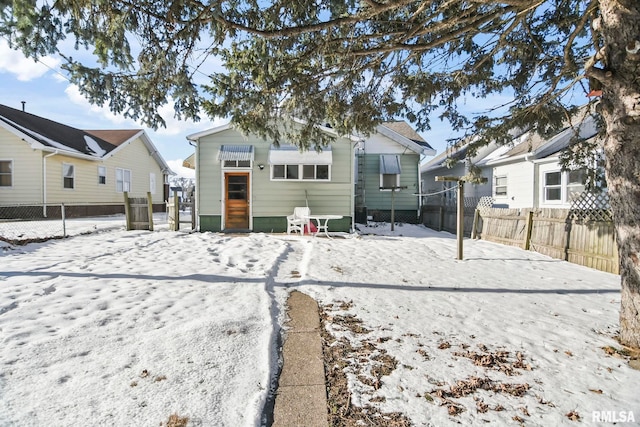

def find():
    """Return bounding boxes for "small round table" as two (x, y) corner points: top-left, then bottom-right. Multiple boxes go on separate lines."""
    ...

(309, 215), (343, 238)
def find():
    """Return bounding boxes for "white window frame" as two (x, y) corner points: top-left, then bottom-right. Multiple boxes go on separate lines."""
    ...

(379, 173), (400, 191)
(0, 159), (12, 188)
(270, 164), (331, 181)
(116, 168), (132, 193)
(222, 159), (252, 168)
(494, 175), (508, 197)
(63, 163), (75, 190)
(543, 169), (586, 204)
(98, 166), (107, 185)
(149, 172), (156, 194)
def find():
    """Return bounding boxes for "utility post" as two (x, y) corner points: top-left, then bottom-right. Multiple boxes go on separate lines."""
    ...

(435, 176), (465, 260)
(435, 175), (486, 260)
(379, 184), (408, 231)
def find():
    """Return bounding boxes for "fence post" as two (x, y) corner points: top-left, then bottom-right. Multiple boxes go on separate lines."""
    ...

(191, 199), (196, 230)
(173, 190), (180, 231)
(124, 191), (132, 230)
(523, 210), (534, 250)
(147, 192), (154, 232)
(61, 203), (66, 237)
(438, 206), (444, 231)
(471, 209), (480, 239)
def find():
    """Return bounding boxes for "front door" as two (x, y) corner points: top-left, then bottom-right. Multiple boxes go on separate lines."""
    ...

(224, 172), (250, 230)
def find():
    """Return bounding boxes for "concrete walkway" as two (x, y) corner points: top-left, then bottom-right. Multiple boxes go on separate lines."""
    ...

(272, 291), (328, 427)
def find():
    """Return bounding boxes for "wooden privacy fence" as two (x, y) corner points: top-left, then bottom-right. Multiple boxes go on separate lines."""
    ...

(473, 207), (619, 274)
(124, 192), (154, 231)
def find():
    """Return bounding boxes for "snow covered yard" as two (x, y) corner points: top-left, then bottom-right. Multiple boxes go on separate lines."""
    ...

(1, 223), (638, 426)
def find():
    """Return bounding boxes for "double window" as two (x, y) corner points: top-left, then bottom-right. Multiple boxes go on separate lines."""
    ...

(543, 169), (586, 203)
(0, 160), (12, 187)
(63, 163), (75, 189)
(116, 168), (131, 192)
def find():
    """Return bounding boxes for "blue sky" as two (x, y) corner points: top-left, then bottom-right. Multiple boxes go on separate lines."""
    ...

(0, 39), (473, 178)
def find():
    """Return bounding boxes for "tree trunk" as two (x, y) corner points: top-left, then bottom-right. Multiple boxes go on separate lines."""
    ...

(598, 0), (640, 348)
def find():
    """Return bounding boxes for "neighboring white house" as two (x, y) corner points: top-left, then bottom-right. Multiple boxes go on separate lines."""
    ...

(0, 104), (173, 215)
(479, 114), (600, 209)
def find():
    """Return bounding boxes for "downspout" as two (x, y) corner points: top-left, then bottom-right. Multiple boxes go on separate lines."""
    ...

(43, 150), (58, 217)
(188, 140), (199, 231)
(351, 140), (360, 232)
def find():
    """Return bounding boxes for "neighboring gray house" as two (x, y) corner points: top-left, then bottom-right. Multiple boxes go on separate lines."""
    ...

(420, 138), (500, 205)
(355, 121), (435, 223)
(187, 122), (357, 233)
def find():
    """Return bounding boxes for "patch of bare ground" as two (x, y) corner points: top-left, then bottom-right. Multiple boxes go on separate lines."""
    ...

(320, 300), (557, 425)
(320, 302), (411, 426)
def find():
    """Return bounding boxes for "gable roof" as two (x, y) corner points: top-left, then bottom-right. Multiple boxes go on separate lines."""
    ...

(377, 121), (435, 155)
(0, 104), (173, 174)
(0, 104), (117, 158)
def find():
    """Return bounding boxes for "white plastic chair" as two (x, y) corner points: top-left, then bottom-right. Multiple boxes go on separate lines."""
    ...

(286, 207), (311, 235)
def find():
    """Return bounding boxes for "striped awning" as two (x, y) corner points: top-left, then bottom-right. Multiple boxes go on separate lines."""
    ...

(379, 154), (402, 174)
(217, 145), (254, 162)
(268, 144), (332, 165)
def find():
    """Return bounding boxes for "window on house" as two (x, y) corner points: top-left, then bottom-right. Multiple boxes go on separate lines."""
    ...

(0, 160), (12, 187)
(270, 164), (330, 181)
(116, 168), (131, 192)
(223, 160), (252, 168)
(494, 175), (507, 196)
(379, 154), (401, 191)
(149, 173), (156, 194)
(98, 166), (106, 185)
(544, 171), (562, 201)
(63, 163), (75, 189)
(543, 169), (587, 203)
(567, 169), (586, 201)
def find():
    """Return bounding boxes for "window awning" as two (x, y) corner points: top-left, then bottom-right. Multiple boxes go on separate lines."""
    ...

(380, 154), (402, 174)
(217, 145), (254, 162)
(268, 144), (332, 165)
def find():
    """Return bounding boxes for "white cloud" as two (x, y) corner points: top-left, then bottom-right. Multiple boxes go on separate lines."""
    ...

(64, 84), (226, 135)
(166, 159), (196, 179)
(0, 40), (61, 81)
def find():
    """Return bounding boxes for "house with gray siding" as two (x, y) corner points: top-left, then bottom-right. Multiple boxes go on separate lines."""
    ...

(187, 123), (358, 233)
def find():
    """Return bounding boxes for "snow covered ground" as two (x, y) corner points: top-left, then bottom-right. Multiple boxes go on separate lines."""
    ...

(0, 222), (638, 426)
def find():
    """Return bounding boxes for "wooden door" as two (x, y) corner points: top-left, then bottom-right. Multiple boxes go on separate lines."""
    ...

(225, 173), (250, 229)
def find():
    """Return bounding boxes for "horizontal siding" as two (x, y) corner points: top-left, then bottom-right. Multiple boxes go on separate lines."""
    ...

(0, 129), (43, 204)
(492, 162), (535, 208)
(361, 153), (419, 210)
(44, 137), (165, 204)
(196, 129), (354, 219)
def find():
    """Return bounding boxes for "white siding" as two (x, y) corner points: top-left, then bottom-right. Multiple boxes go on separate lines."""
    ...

(491, 161), (535, 208)
(363, 133), (408, 154)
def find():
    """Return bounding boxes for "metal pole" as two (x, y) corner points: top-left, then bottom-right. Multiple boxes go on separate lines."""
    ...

(457, 181), (464, 260)
(391, 188), (395, 231)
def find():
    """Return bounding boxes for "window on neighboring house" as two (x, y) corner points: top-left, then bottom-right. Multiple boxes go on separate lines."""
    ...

(494, 175), (507, 196)
(98, 166), (106, 185)
(0, 160), (12, 187)
(544, 169), (586, 203)
(149, 173), (156, 194)
(567, 169), (586, 201)
(270, 164), (330, 181)
(116, 168), (132, 192)
(63, 163), (75, 189)
(380, 173), (400, 189)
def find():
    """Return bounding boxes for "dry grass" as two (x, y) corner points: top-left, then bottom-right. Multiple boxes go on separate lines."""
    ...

(165, 413), (189, 427)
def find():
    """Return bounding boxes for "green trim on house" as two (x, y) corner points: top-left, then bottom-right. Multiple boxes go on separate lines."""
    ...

(253, 216), (352, 233)
(253, 217), (287, 233)
(199, 215), (222, 232)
